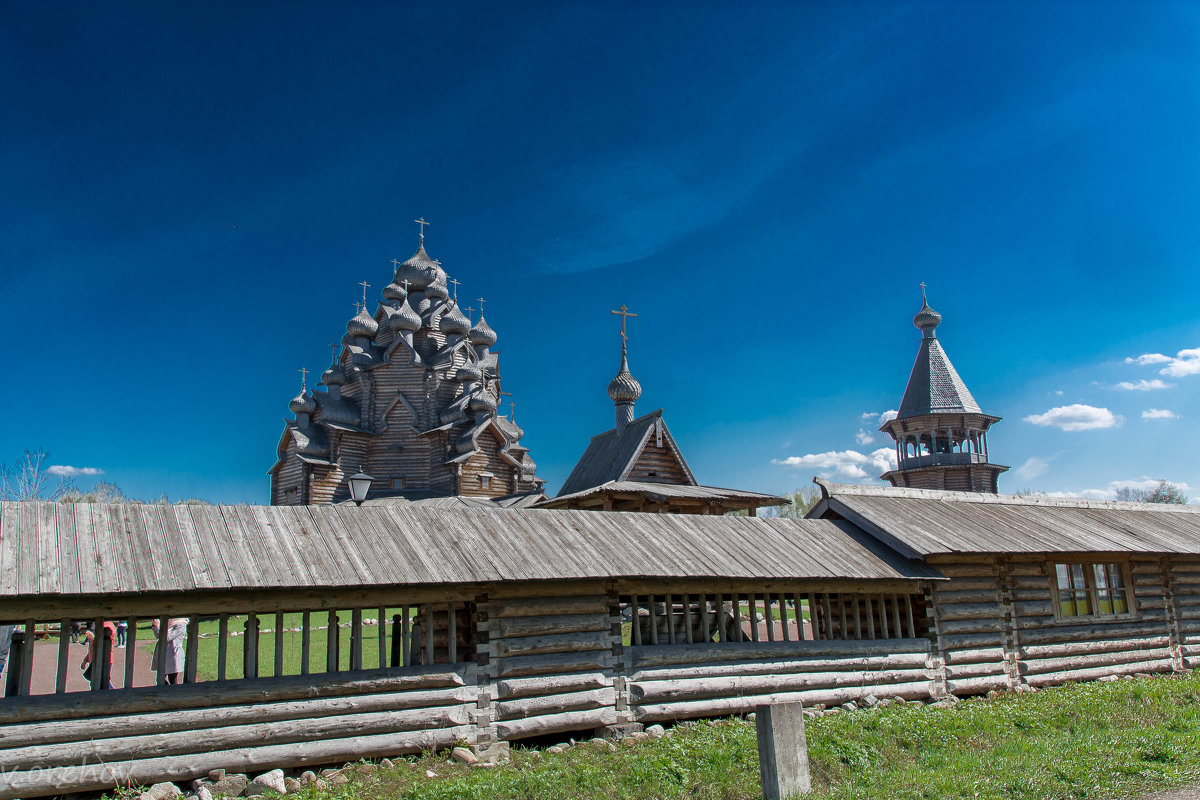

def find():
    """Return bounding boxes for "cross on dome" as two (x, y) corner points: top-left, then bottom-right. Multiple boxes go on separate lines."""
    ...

(449, 277), (461, 301)
(414, 217), (430, 243)
(359, 280), (371, 308)
(298, 366), (309, 392)
(610, 304), (637, 345)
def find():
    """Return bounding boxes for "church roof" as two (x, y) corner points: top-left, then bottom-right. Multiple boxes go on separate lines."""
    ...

(557, 409), (695, 497)
(539, 480), (786, 509)
(896, 336), (983, 419)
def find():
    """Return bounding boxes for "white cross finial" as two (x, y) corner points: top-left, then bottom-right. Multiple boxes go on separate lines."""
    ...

(414, 217), (430, 243)
(466, 305), (474, 325)
(399, 278), (411, 293)
(610, 304), (637, 344)
(328, 342), (339, 363)
(449, 277), (461, 301)
(298, 367), (309, 392)
(359, 280), (371, 308)
(920, 281), (928, 305)
(476, 297), (486, 317)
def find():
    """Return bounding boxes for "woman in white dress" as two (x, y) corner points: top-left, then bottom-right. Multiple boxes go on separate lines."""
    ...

(151, 618), (189, 685)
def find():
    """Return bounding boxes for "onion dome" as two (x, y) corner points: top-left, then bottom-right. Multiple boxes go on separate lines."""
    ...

(382, 281), (407, 303)
(468, 391), (498, 415)
(607, 348), (642, 403)
(395, 245), (439, 291)
(425, 267), (449, 301)
(468, 315), (498, 347)
(289, 390), (317, 416)
(440, 302), (471, 336)
(347, 307), (379, 339)
(321, 362), (346, 387)
(454, 363), (483, 384)
(388, 299), (422, 332)
(913, 288), (942, 335)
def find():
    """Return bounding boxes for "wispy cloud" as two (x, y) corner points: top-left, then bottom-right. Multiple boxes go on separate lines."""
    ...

(854, 429), (876, 445)
(1113, 379), (1173, 391)
(860, 410), (898, 426)
(47, 465), (105, 478)
(1126, 348), (1200, 378)
(1048, 478), (1194, 503)
(1141, 408), (1177, 420)
(1023, 404), (1122, 432)
(773, 448), (897, 481)
(1013, 456), (1051, 481)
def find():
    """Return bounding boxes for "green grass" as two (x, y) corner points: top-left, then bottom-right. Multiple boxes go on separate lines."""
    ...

(275, 672), (1200, 800)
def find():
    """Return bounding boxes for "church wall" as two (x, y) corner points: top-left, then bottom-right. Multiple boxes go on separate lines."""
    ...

(1173, 558), (1200, 668)
(270, 451), (305, 506)
(461, 430), (515, 497)
(627, 442), (689, 485)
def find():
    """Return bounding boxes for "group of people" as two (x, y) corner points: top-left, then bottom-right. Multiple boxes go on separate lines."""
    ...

(0, 619), (191, 695)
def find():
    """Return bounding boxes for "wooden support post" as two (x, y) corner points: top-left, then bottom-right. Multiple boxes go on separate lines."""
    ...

(838, 597), (848, 641)
(648, 596), (659, 646)
(700, 593), (711, 643)
(350, 608), (363, 671)
(891, 594), (902, 638)
(756, 702), (811, 799)
(448, 603), (458, 664)
(749, 594), (760, 643)
(853, 596), (862, 640)
(184, 618), (199, 684)
(217, 615), (228, 681)
(683, 594), (694, 644)
(300, 611), (311, 675)
(124, 615), (137, 689)
(326, 610), (339, 673)
(56, 620), (70, 694)
(631, 595), (643, 647)
(715, 594), (726, 643)
(156, 615), (169, 682)
(821, 594), (832, 641)
(274, 611), (285, 678)
(665, 593), (676, 645)
(378, 606), (387, 669)
(905, 595), (916, 638)
(779, 594), (791, 642)
(765, 594), (776, 642)
(424, 604), (434, 665)
(865, 595), (875, 640)
(733, 594), (744, 642)
(879, 595), (889, 639)
(18, 622), (34, 696)
(244, 614), (259, 680)
(390, 614), (403, 667)
(401, 606), (411, 666)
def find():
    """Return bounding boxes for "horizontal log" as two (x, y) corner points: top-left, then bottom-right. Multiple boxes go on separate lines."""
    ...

(1016, 622), (1168, 645)
(1022, 659), (1175, 688)
(938, 632), (1002, 650)
(630, 652), (930, 683)
(1017, 649), (1172, 677)
(946, 675), (1011, 696)
(495, 672), (612, 700)
(935, 603), (1003, 622)
(494, 650), (612, 678)
(0, 687), (474, 749)
(491, 596), (609, 619)
(495, 614), (609, 638)
(932, 590), (1000, 604)
(944, 661), (1008, 680)
(631, 639), (929, 669)
(633, 680), (933, 722)
(496, 688), (614, 720)
(1018, 636), (1170, 660)
(631, 668), (930, 704)
(2, 704), (470, 773)
(942, 647), (1004, 665)
(0, 666), (469, 725)
(0, 726), (470, 800)
(493, 631), (613, 658)
(936, 618), (1003, 635)
(1012, 602), (1055, 617)
(1012, 588), (1052, 602)
(494, 707), (616, 739)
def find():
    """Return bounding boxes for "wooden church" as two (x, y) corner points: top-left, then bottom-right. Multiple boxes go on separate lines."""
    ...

(269, 223), (545, 507)
(535, 307), (786, 515)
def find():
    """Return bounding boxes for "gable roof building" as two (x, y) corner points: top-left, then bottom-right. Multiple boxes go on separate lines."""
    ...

(878, 289), (1007, 492)
(537, 311), (785, 515)
(269, 228), (544, 507)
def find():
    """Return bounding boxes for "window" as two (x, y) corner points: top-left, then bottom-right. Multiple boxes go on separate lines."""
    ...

(1053, 562), (1132, 619)
(479, 475), (491, 490)
(393, 478), (406, 490)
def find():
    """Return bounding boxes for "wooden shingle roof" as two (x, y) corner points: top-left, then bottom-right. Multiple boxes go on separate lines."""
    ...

(0, 501), (940, 598)
(556, 409), (695, 496)
(812, 480), (1200, 558)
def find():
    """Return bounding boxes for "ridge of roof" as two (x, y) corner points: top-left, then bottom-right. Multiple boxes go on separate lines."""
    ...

(814, 478), (1200, 513)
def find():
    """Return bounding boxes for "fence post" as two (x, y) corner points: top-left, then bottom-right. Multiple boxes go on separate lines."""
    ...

(756, 702), (811, 799)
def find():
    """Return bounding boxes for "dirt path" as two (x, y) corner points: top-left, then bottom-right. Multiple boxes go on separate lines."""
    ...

(25, 637), (160, 694)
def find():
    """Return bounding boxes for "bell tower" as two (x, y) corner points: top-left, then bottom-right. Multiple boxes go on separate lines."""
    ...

(879, 288), (1008, 493)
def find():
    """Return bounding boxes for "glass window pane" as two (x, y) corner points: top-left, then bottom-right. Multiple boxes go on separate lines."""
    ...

(1071, 564), (1087, 591)
(1093, 564), (1109, 591)
(1096, 590), (1113, 615)
(1056, 564), (1071, 590)
(1112, 590), (1129, 615)
(1074, 591), (1092, 616)
(1108, 563), (1125, 590)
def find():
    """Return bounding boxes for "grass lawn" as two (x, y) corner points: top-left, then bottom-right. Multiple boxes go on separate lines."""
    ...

(269, 672), (1200, 800)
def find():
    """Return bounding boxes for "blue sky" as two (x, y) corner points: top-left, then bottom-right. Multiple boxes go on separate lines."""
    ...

(2, 2), (1198, 504)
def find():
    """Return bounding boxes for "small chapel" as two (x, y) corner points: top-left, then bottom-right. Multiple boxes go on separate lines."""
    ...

(268, 222), (544, 507)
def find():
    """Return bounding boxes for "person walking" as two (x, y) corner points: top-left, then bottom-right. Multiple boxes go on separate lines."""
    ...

(116, 620), (127, 648)
(0, 625), (13, 697)
(151, 618), (189, 685)
(80, 621), (117, 690)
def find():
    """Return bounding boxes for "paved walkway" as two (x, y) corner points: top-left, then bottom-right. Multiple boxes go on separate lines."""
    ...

(20, 637), (160, 695)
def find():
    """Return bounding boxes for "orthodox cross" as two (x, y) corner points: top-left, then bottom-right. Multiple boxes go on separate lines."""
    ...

(399, 278), (411, 293)
(414, 217), (430, 243)
(298, 367), (309, 392)
(328, 342), (338, 362)
(610, 304), (637, 344)
(359, 281), (371, 308)
(466, 305), (474, 324)
(390, 258), (400, 271)
(449, 277), (461, 301)
(476, 297), (486, 318)
(920, 281), (928, 305)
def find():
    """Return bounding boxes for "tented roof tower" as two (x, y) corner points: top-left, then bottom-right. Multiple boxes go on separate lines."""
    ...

(878, 288), (1008, 493)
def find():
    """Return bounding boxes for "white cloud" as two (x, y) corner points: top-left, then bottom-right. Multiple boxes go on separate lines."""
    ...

(1142, 408), (1177, 420)
(1126, 347), (1200, 377)
(860, 410), (898, 426)
(1049, 478), (1194, 502)
(773, 448), (897, 481)
(1113, 379), (1174, 391)
(1054, 390), (1064, 396)
(1023, 404), (1122, 432)
(1125, 353), (1172, 366)
(1013, 457), (1051, 481)
(47, 465), (105, 478)
(854, 429), (876, 446)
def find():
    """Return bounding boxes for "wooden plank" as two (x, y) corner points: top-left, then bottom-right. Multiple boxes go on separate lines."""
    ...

(448, 603), (457, 664)
(55, 620), (70, 695)
(378, 606), (386, 670)
(683, 594), (694, 645)
(184, 619), (199, 684)
(244, 614), (259, 680)
(301, 611), (311, 676)
(350, 608), (363, 671)
(124, 616), (137, 689)
(37, 503), (60, 595)
(631, 594), (643, 647)
(217, 615), (229, 682)
(274, 610), (285, 678)
(155, 616), (169, 683)
(326, 610), (339, 673)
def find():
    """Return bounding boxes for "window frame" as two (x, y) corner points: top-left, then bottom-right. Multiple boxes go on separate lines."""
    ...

(1048, 559), (1136, 622)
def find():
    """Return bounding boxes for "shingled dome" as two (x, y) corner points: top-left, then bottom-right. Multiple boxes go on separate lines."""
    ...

(395, 244), (439, 291)
(896, 301), (980, 419)
(469, 315), (497, 347)
(607, 351), (642, 404)
(346, 308), (379, 339)
(289, 390), (317, 415)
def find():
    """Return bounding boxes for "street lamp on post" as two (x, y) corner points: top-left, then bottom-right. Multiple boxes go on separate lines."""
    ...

(347, 469), (374, 506)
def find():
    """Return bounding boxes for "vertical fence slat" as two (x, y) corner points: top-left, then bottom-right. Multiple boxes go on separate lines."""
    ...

(274, 611), (285, 678)
(733, 594), (743, 642)
(184, 618), (200, 684)
(749, 594), (759, 643)
(699, 593), (710, 643)
(402, 606), (411, 666)
(244, 614), (259, 680)
(648, 596), (659, 646)
(631, 594), (643, 647)
(892, 594), (903, 638)
(378, 606), (387, 669)
(448, 603), (458, 664)
(879, 595), (890, 639)
(683, 594), (694, 644)
(765, 594), (776, 642)
(350, 608), (363, 671)
(217, 615), (228, 681)
(123, 616), (137, 689)
(56, 619), (70, 694)
(301, 611), (311, 675)
(424, 605), (434, 665)
(156, 616), (169, 683)
(326, 610), (339, 673)
(905, 595), (916, 638)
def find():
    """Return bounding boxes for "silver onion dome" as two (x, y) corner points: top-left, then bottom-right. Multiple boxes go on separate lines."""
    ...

(468, 391), (498, 414)
(440, 302), (471, 336)
(388, 299), (422, 332)
(321, 363), (346, 387)
(382, 281), (407, 303)
(468, 315), (498, 347)
(289, 390), (317, 415)
(607, 350), (642, 403)
(913, 298), (942, 333)
(347, 308), (379, 339)
(395, 245), (439, 291)
(454, 363), (483, 384)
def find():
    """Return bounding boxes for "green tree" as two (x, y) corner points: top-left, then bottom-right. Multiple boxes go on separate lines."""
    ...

(1115, 480), (1188, 504)
(764, 486), (823, 519)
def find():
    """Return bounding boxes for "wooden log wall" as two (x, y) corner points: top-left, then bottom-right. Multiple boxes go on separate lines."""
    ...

(1172, 558), (1200, 668)
(478, 592), (621, 741)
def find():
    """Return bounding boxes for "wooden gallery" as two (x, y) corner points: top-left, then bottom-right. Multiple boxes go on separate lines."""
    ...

(0, 237), (1196, 798)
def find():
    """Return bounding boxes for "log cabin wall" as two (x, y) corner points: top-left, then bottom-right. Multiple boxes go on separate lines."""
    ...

(924, 556), (1014, 697)
(1173, 558), (1200, 668)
